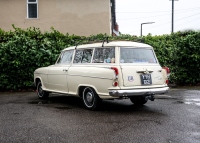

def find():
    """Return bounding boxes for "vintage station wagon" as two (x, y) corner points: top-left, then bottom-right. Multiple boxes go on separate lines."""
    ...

(34, 41), (170, 110)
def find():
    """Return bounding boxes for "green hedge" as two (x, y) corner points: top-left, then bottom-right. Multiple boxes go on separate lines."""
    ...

(144, 31), (200, 84)
(0, 26), (83, 89)
(0, 26), (200, 89)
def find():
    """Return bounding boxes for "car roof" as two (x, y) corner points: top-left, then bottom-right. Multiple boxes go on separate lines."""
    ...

(62, 41), (152, 51)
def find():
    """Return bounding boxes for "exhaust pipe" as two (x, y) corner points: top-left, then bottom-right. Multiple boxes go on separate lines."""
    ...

(145, 94), (155, 101)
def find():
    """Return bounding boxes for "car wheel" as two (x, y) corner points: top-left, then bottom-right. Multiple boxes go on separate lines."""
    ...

(130, 96), (147, 106)
(37, 81), (49, 99)
(82, 87), (100, 110)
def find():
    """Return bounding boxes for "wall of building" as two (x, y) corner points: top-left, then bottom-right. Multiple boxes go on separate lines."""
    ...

(0, 0), (111, 36)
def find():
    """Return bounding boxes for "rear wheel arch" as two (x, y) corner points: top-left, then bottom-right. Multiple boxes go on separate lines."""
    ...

(78, 86), (86, 98)
(77, 85), (99, 98)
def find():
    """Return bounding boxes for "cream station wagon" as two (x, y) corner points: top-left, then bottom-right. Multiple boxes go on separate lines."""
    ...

(34, 41), (170, 110)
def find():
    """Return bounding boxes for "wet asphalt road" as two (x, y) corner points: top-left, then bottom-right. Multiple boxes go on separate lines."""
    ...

(0, 87), (200, 143)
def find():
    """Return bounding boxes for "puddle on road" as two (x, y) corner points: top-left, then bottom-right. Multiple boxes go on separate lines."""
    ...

(184, 98), (200, 106)
(28, 101), (73, 110)
(175, 101), (184, 104)
(184, 102), (200, 106)
(158, 95), (200, 107)
(55, 107), (72, 110)
(185, 99), (200, 102)
(28, 101), (55, 104)
(174, 99), (200, 106)
(155, 95), (178, 100)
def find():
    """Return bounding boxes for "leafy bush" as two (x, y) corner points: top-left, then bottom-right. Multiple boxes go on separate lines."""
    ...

(144, 31), (200, 85)
(0, 26), (82, 89)
(0, 26), (200, 90)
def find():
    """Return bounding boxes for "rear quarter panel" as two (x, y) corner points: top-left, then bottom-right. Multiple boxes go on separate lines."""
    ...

(67, 65), (119, 97)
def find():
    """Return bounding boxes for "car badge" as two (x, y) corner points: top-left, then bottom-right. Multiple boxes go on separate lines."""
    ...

(128, 76), (134, 82)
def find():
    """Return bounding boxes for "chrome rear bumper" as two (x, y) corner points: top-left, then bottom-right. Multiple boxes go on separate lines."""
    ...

(109, 87), (169, 97)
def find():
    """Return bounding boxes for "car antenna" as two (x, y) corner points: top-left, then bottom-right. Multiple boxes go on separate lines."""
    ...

(75, 41), (79, 50)
(75, 38), (85, 50)
(102, 37), (109, 47)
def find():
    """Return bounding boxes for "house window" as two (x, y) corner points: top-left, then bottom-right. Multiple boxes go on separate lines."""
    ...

(27, 0), (38, 18)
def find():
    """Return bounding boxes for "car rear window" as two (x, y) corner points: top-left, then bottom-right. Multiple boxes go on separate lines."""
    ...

(120, 47), (157, 63)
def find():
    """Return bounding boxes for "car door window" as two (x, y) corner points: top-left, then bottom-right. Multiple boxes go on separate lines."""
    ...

(73, 49), (93, 63)
(57, 50), (74, 64)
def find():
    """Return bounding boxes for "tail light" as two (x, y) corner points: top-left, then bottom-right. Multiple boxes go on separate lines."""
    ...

(111, 67), (119, 87)
(163, 67), (170, 85)
(163, 67), (170, 75)
(166, 79), (169, 84)
(113, 81), (118, 87)
(111, 67), (119, 76)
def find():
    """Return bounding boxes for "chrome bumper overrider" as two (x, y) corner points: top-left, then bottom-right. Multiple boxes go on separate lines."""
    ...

(109, 87), (169, 97)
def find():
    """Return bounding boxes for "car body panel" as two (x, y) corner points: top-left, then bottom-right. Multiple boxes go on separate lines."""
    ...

(120, 64), (165, 87)
(47, 64), (70, 92)
(67, 64), (119, 97)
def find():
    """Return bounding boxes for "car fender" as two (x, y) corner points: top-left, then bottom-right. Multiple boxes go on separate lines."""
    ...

(77, 84), (99, 96)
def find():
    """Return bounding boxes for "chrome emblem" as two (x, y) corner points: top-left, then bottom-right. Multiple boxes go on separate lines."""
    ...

(128, 76), (134, 82)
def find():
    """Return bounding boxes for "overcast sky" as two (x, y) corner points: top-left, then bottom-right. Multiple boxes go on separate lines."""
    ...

(116, 0), (200, 36)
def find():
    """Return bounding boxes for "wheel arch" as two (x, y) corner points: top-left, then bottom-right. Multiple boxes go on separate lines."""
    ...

(77, 84), (99, 98)
(34, 76), (43, 86)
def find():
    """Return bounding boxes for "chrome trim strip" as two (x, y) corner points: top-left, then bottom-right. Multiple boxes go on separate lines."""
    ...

(34, 73), (113, 80)
(68, 74), (113, 80)
(109, 87), (169, 97)
(34, 72), (47, 75)
(47, 74), (67, 75)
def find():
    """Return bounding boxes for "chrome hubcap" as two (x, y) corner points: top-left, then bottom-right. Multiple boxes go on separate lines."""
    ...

(86, 92), (93, 103)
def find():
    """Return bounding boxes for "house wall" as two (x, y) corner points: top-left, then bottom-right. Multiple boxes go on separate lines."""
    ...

(0, 0), (111, 36)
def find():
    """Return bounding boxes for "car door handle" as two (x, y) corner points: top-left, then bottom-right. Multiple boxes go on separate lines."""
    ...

(63, 69), (68, 72)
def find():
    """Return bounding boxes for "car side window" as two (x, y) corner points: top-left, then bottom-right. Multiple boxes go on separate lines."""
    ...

(56, 50), (74, 64)
(93, 48), (115, 63)
(73, 49), (93, 63)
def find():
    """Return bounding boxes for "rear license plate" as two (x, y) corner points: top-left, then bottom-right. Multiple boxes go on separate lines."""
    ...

(140, 74), (152, 85)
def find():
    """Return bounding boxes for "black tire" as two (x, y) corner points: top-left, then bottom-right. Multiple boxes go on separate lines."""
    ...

(130, 96), (148, 106)
(82, 87), (101, 110)
(37, 81), (49, 99)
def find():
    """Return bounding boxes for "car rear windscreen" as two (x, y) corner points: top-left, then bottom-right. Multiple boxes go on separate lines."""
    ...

(120, 47), (157, 63)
